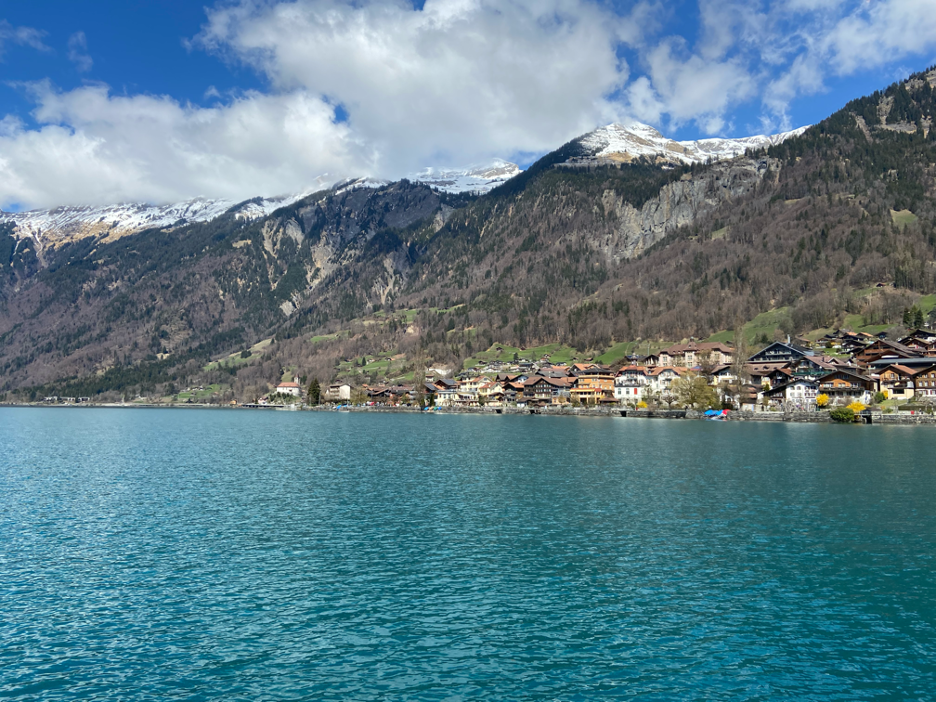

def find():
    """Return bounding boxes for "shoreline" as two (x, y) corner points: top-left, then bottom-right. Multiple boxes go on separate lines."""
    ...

(3, 402), (936, 425)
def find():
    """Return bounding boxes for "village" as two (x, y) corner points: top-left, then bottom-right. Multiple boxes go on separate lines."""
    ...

(260, 328), (936, 415)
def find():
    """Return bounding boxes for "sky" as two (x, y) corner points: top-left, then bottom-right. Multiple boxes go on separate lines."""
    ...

(1, 0), (935, 211)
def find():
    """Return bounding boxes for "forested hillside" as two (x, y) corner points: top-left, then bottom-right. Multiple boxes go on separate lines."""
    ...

(2, 66), (935, 401)
(400, 66), (936, 355)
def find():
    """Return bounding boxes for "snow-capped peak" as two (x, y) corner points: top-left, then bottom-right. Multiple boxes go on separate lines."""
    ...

(574, 122), (809, 166)
(1, 189), (326, 249)
(408, 159), (523, 194)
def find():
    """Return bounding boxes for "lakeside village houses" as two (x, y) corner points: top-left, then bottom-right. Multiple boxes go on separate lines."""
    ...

(262, 332), (936, 410)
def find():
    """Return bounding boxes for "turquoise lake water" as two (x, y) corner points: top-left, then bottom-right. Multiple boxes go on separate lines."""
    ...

(1, 408), (935, 700)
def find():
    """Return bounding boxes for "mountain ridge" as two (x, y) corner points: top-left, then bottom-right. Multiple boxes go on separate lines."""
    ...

(572, 122), (809, 166)
(1, 125), (807, 247)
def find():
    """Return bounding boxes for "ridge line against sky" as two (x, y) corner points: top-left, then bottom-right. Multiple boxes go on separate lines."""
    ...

(1, 0), (935, 211)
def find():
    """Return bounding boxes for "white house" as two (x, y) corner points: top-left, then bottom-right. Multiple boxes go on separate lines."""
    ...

(276, 377), (302, 397)
(326, 383), (353, 402)
(658, 342), (735, 367)
(614, 366), (650, 403)
(764, 379), (819, 409)
(647, 367), (685, 394)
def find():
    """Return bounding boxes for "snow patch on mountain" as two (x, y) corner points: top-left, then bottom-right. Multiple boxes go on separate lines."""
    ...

(409, 160), (523, 194)
(1, 185), (332, 248)
(574, 122), (809, 166)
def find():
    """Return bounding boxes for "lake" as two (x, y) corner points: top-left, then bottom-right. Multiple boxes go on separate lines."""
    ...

(1, 408), (934, 700)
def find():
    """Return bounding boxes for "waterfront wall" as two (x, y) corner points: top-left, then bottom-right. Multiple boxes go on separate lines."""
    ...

(6, 402), (936, 425)
(382, 406), (936, 425)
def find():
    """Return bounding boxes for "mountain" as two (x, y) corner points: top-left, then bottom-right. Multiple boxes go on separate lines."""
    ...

(0, 122), (806, 250)
(2, 65), (935, 401)
(2, 122), (808, 250)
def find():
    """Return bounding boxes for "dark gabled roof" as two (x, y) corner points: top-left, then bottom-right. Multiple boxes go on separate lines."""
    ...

(525, 375), (571, 388)
(862, 338), (919, 355)
(748, 341), (812, 360)
(745, 362), (791, 374)
(881, 365), (917, 377)
(818, 369), (873, 383)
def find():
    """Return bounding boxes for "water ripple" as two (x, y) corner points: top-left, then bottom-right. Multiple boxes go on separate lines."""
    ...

(1, 409), (935, 700)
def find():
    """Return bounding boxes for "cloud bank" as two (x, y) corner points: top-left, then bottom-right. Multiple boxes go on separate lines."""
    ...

(2, 0), (936, 209)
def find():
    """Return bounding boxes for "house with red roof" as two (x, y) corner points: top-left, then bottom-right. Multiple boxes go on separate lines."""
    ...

(276, 377), (302, 397)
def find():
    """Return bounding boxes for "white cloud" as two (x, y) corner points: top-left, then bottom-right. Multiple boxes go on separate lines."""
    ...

(0, 20), (50, 56)
(642, 38), (758, 133)
(0, 82), (363, 208)
(698, 0), (936, 126)
(67, 31), (93, 72)
(196, 0), (634, 176)
(624, 76), (666, 125)
(821, 0), (936, 74)
(763, 54), (825, 131)
(633, 0), (936, 133)
(2, 0), (936, 210)
(2, 0), (639, 208)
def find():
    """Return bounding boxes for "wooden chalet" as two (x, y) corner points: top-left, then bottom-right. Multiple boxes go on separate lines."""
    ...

(523, 376), (573, 405)
(817, 369), (876, 404)
(745, 362), (790, 385)
(765, 368), (793, 389)
(898, 328), (936, 353)
(433, 378), (458, 391)
(912, 364), (936, 399)
(365, 386), (393, 401)
(854, 339), (919, 365)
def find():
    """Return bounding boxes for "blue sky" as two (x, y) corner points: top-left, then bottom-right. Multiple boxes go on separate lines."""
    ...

(2, 0), (935, 209)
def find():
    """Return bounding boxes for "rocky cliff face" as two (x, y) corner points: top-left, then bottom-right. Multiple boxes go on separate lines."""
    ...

(598, 157), (774, 261)
(251, 180), (446, 313)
